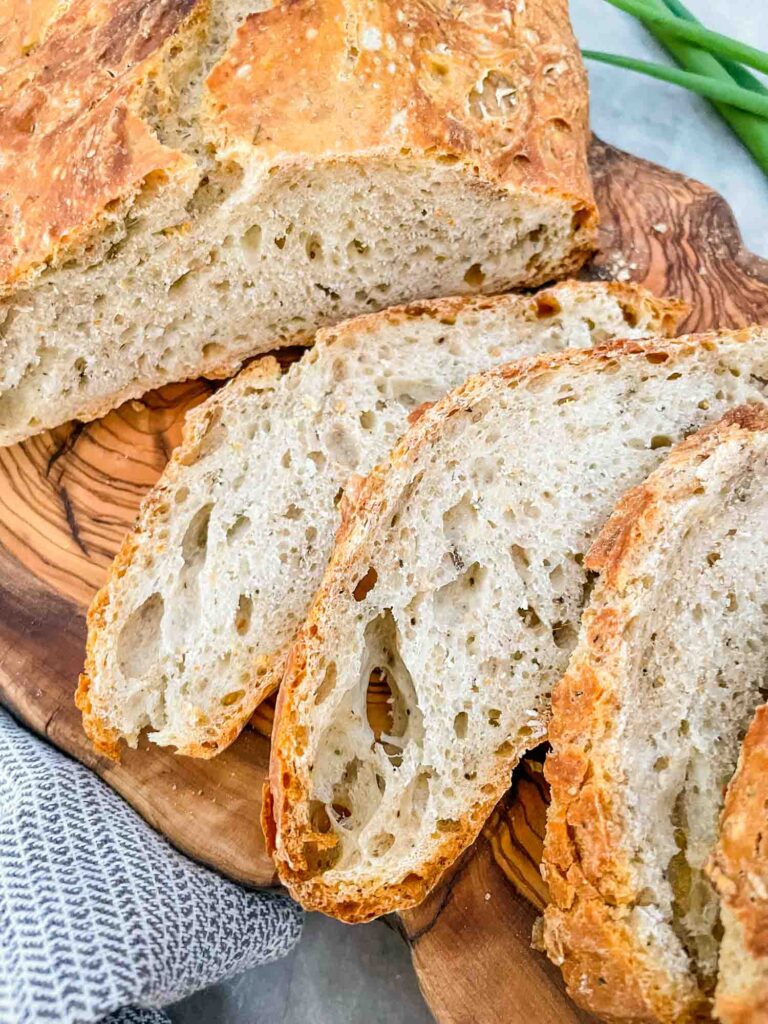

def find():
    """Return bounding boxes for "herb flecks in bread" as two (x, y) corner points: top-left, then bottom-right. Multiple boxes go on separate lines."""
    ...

(542, 406), (768, 1024)
(267, 328), (768, 923)
(77, 282), (680, 758)
(0, 0), (597, 445)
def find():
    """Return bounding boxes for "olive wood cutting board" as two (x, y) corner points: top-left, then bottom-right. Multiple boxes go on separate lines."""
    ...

(1, 137), (767, 1023)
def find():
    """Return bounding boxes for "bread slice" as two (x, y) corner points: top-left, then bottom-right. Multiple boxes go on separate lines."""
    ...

(76, 281), (681, 759)
(708, 704), (768, 1024)
(541, 406), (768, 1023)
(265, 328), (768, 924)
(0, 0), (597, 447)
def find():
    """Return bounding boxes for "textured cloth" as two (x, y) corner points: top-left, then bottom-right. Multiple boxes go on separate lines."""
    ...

(0, 709), (303, 1024)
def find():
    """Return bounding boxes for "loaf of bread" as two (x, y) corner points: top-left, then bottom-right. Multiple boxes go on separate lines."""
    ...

(77, 281), (681, 759)
(709, 704), (768, 1024)
(542, 406), (768, 1023)
(0, 0), (597, 446)
(265, 328), (768, 923)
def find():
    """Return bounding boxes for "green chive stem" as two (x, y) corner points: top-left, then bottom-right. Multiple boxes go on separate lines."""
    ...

(603, 0), (768, 75)
(660, 0), (768, 95)
(582, 51), (768, 118)
(607, 0), (768, 174)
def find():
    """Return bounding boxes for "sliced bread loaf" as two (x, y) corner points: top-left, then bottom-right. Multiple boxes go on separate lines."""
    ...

(265, 328), (768, 923)
(708, 705), (768, 1024)
(542, 406), (768, 1023)
(77, 282), (681, 758)
(0, 0), (597, 446)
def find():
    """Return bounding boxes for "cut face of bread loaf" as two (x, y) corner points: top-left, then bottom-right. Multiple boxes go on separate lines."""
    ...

(77, 282), (680, 759)
(0, 0), (597, 446)
(542, 406), (768, 1024)
(266, 328), (768, 924)
(708, 704), (768, 1024)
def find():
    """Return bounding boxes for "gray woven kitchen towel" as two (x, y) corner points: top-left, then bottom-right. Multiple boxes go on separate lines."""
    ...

(0, 708), (303, 1024)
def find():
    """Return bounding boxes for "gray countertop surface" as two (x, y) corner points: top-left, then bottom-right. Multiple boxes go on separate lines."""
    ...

(171, 2), (767, 1021)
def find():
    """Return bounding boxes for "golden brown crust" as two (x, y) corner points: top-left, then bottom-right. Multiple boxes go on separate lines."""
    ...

(0, 0), (204, 291)
(266, 330), (758, 925)
(542, 404), (768, 1024)
(708, 704), (768, 1024)
(205, 0), (595, 236)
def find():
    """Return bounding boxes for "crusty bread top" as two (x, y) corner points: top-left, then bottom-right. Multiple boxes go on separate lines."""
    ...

(0, 0), (203, 291)
(267, 327), (768, 924)
(708, 704), (768, 1024)
(542, 405), (768, 1024)
(1, 0), (595, 292)
(205, 0), (593, 197)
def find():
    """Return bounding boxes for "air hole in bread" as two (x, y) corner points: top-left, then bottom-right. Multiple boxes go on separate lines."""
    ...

(221, 689), (245, 707)
(359, 410), (375, 431)
(226, 514), (250, 545)
(552, 621), (576, 650)
(620, 302), (640, 328)
(369, 832), (395, 857)
(310, 800), (332, 834)
(117, 593), (164, 679)
(436, 818), (460, 833)
(535, 294), (562, 319)
(168, 269), (194, 294)
(651, 434), (673, 450)
(347, 238), (369, 260)
(517, 604), (542, 630)
(331, 801), (352, 824)
(181, 504), (213, 565)
(487, 709), (501, 727)
(510, 544), (530, 583)
(353, 567), (378, 601)
(235, 594), (253, 635)
(241, 224), (262, 254)
(174, 486), (189, 505)
(314, 662), (337, 706)
(304, 233), (323, 261)
(308, 451), (326, 470)
(549, 564), (566, 591)
(411, 772), (431, 816)
(202, 341), (226, 362)
(463, 263), (485, 288)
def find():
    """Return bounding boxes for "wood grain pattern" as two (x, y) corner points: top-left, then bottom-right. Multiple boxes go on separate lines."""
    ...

(0, 139), (767, 1021)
